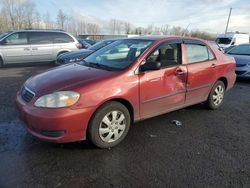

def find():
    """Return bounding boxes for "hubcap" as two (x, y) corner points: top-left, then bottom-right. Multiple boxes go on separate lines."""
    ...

(99, 110), (126, 143)
(212, 85), (224, 105)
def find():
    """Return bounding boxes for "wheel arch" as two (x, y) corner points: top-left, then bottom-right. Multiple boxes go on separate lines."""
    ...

(217, 77), (228, 90)
(89, 98), (135, 126)
(57, 50), (70, 57)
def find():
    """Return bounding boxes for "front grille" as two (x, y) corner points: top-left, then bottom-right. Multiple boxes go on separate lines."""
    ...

(21, 86), (35, 103)
(236, 71), (246, 75)
(236, 64), (246, 67)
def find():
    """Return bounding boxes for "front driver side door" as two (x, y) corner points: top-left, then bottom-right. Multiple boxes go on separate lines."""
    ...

(1, 32), (32, 64)
(139, 41), (187, 119)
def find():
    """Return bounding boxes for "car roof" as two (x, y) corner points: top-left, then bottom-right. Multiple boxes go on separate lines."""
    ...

(123, 35), (208, 43)
(10, 29), (67, 33)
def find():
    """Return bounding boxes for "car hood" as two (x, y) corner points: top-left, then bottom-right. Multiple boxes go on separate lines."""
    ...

(227, 54), (250, 65)
(25, 63), (117, 96)
(59, 49), (94, 59)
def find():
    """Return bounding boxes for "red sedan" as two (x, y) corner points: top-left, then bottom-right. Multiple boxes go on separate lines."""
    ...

(16, 36), (236, 148)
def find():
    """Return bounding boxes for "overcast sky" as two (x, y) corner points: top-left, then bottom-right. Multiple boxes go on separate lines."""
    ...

(36, 0), (250, 34)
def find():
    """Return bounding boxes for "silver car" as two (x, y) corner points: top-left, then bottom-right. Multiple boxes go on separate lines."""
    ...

(0, 30), (80, 67)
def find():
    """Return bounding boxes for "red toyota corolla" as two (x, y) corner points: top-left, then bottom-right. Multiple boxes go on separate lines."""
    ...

(15, 36), (236, 148)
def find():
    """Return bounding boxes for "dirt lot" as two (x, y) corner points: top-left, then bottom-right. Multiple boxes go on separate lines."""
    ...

(0, 64), (249, 188)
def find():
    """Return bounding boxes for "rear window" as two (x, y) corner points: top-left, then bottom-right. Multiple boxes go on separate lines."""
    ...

(29, 32), (52, 44)
(52, 32), (74, 43)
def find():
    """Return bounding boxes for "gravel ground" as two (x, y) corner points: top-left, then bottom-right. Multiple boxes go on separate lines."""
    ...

(0, 65), (249, 188)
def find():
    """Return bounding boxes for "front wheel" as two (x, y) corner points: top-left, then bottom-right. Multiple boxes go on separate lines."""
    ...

(207, 81), (225, 110)
(87, 101), (131, 148)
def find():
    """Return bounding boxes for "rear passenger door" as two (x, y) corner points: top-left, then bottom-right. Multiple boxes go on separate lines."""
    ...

(1, 32), (32, 64)
(28, 32), (53, 62)
(184, 40), (218, 105)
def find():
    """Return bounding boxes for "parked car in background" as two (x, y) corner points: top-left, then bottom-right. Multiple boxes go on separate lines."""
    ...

(224, 45), (236, 53)
(84, 39), (96, 45)
(16, 36), (236, 148)
(209, 41), (224, 52)
(0, 29), (80, 67)
(78, 39), (91, 49)
(215, 32), (249, 49)
(56, 38), (119, 65)
(226, 44), (250, 78)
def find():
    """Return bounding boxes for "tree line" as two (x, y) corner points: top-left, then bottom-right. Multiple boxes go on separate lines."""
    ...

(0, 0), (215, 40)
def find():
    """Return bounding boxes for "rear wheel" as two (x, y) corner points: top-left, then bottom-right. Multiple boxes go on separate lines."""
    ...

(207, 81), (225, 110)
(88, 101), (131, 148)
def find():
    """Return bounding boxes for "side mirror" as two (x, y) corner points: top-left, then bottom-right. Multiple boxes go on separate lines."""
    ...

(140, 61), (161, 72)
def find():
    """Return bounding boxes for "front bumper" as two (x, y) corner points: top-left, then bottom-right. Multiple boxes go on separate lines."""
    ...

(15, 94), (95, 143)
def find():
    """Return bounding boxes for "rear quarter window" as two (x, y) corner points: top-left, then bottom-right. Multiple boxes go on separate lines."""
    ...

(185, 44), (215, 63)
(52, 32), (74, 43)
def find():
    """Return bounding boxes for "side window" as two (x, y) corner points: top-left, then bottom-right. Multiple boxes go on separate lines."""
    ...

(29, 32), (52, 44)
(147, 43), (181, 68)
(185, 44), (214, 63)
(4, 32), (28, 45)
(208, 48), (215, 60)
(52, 32), (74, 43)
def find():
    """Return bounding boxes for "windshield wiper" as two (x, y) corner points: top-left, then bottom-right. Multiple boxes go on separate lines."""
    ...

(81, 61), (115, 71)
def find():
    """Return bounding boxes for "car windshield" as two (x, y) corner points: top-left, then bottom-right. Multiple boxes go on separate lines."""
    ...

(227, 45), (250, 55)
(89, 40), (115, 51)
(82, 39), (153, 71)
(215, 37), (232, 45)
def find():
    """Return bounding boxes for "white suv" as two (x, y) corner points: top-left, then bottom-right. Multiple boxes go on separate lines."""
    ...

(0, 30), (80, 67)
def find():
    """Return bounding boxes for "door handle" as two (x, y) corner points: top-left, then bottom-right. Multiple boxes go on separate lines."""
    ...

(175, 68), (185, 75)
(23, 48), (30, 51)
(32, 47), (38, 50)
(211, 63), (216, 68)
(149, 77), (161, 82)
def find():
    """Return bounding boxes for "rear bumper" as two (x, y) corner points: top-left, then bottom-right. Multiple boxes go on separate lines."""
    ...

(15, 94), (95, 143)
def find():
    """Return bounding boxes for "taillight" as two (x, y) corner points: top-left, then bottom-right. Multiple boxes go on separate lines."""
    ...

(75, 43), (81, 49)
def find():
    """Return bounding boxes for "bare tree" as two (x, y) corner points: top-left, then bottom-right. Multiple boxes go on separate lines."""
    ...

(161, 24), (170, 35)
(43, 11), (52, 29)
(86, 23), (100, 34)
(57, 9), (67, 30)
(23, 1), (35, 28)
(109, 19), (117, 34)
(33, 11), (41, 29)
(145, 24), (154, 34)
(124, 22), (132, 34)
(170, 26), (184, 36)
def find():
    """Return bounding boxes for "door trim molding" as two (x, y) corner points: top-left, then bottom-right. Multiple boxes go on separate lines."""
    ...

(142, 89), (186, 104)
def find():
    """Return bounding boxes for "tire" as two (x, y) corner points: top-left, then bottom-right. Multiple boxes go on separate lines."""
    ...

(0, 57), (3, 68)
(206, 81), (225, 110)
(88, 101), (131, 148)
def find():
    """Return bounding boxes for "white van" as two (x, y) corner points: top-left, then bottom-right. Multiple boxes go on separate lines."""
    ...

(0, 30), (80, 67)
(215, 32), (249, 49)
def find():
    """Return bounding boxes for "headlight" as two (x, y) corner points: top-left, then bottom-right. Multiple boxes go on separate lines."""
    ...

(34, 91), (80, 108)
